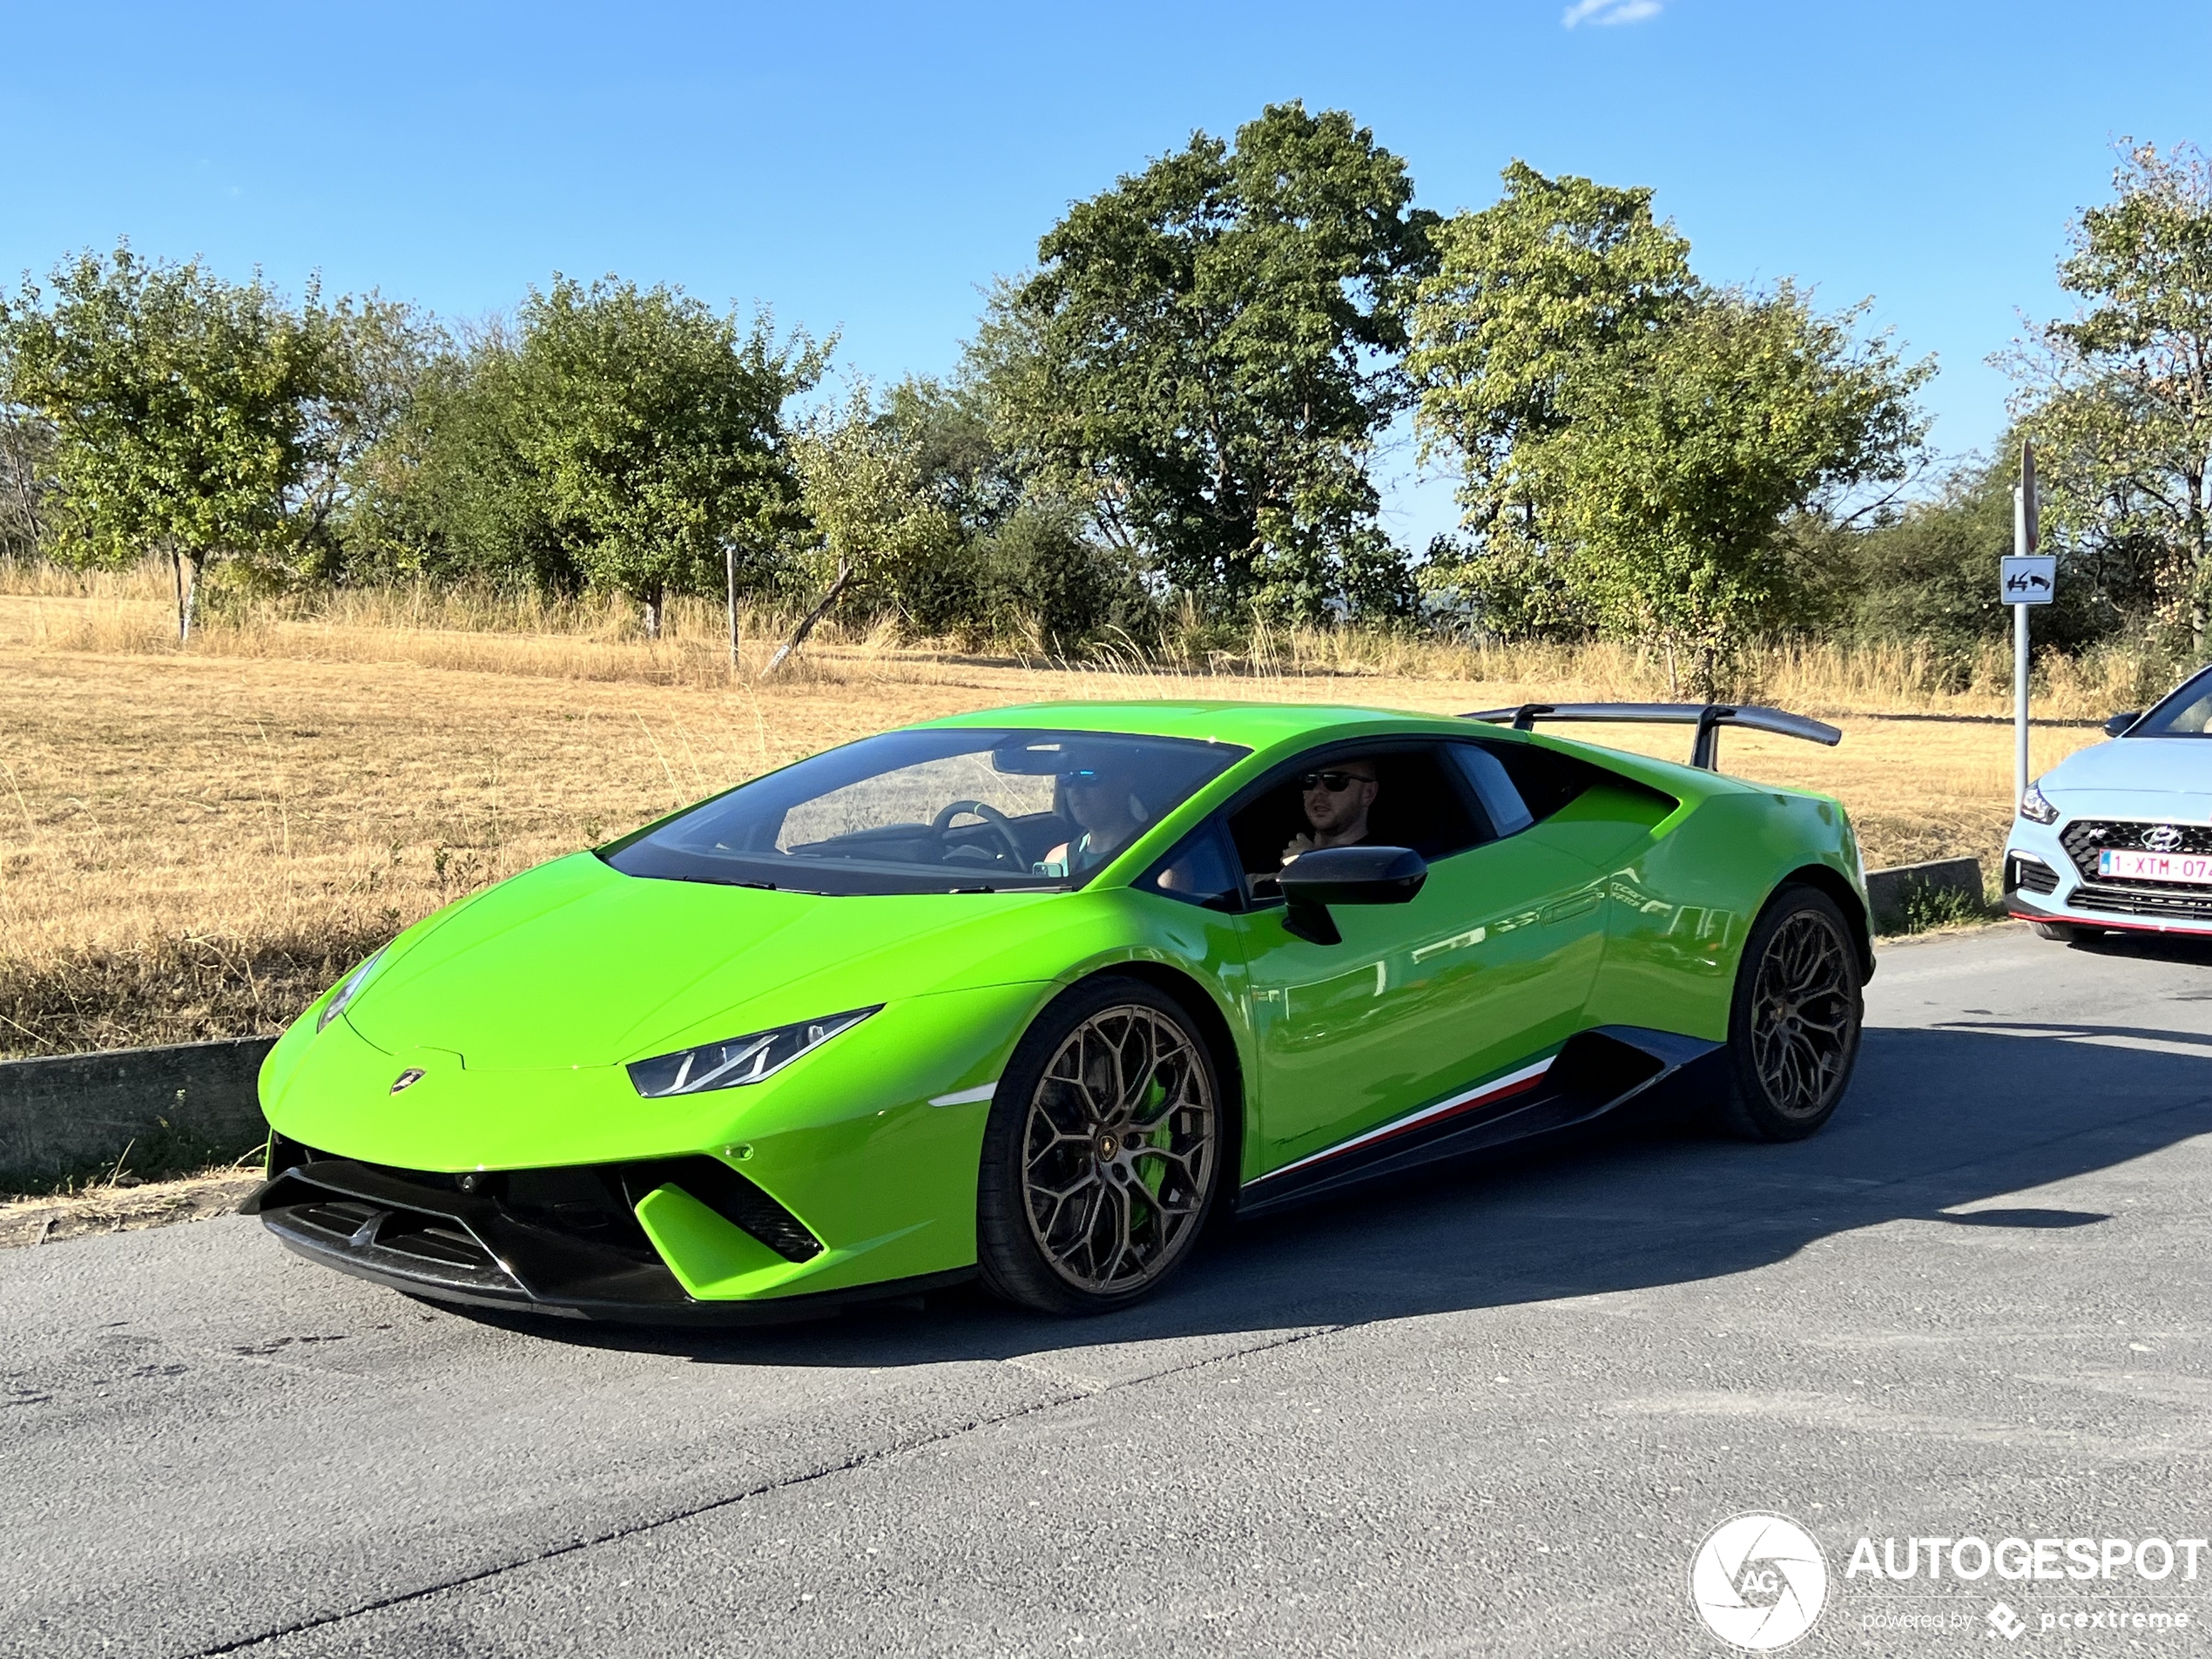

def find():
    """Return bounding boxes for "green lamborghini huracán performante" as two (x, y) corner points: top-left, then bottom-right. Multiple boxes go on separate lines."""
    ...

(247, 698), (1871, 1320)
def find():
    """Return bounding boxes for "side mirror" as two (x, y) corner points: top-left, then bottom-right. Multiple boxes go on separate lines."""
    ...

(2104, 711), (2141, 738)
(1276, 845), (1427, 945)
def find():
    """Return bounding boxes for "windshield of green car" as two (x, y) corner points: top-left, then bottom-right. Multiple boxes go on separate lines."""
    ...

(2132, 665), (2212, 737)
(601, 727), (1250, 895)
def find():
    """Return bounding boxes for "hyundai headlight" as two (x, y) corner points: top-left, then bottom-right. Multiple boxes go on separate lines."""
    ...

(627, 1007), (880, 1098)
(316, 947), (390, 1033)
(2018, 781), (2060, 825)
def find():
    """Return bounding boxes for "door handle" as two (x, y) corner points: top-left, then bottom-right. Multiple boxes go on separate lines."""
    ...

(1541, 891), (1599, 926)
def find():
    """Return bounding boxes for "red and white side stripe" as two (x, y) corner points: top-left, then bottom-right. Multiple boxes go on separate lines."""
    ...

(1258, 1054), (1557, 1184)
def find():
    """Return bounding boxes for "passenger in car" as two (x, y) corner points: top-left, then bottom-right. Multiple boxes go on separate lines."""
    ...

(1281, 759), (1379, 866)
(1035, 764), (1150, 879)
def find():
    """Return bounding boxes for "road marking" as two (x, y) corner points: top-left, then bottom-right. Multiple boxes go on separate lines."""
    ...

(2063, 1034), (2212, 1059)
(1931, 1022), (2212, 1060)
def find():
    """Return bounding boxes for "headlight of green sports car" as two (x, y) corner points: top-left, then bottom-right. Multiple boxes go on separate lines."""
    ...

(316, 947), (390, 1033)
(626, 1007), (880, 1097)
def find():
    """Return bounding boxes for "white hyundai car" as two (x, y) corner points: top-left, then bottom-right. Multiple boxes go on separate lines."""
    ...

(2006, 663), (2212, 941)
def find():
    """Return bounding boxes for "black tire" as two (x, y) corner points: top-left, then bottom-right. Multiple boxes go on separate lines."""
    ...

(2030, 921), (2081, 942)
(976, 977), (1224, 1315)
(1714, 885), (1865, 1142)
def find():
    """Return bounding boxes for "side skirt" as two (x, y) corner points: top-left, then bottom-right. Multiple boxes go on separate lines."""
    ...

(1233, 1024), (1722, 1219)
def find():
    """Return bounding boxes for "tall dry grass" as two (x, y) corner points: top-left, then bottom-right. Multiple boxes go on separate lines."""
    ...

(2, 569), (894, 690)
(0, 555), (2182, 718)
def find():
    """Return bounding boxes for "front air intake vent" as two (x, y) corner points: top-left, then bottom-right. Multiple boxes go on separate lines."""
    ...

(2069, 884), (2212, 923)
(617, 1157), (824, 1263)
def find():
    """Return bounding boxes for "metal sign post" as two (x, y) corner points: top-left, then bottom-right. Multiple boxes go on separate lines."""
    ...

(725, 543), (740, 673)
(2003, 441), (2054, 807)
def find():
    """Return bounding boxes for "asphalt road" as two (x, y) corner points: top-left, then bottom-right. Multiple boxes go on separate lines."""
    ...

(6, 925), (2211, 1658)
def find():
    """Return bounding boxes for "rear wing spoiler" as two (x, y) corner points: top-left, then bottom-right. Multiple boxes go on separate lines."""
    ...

(1461, 702), (1842, 772)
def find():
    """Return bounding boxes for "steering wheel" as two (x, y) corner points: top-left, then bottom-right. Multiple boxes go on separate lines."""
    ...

(931, 799), (1028, 868)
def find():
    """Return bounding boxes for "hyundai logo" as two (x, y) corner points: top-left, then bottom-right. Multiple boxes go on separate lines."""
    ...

(2143, 825), (2184, 853)
(389, 1068), (426, 1094)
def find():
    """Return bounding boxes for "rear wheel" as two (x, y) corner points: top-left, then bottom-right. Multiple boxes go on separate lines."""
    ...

(1715, 885), (1864, 1142)
(977, 979), (1223, 1315)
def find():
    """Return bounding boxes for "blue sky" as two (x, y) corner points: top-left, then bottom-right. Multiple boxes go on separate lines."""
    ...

(3, 1), (2206, 547)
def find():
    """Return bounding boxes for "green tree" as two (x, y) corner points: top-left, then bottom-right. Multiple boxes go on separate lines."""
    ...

(886, 375), (1027, 535)
(987, 102), (1436, 621)
(1408, 163), (1696, 635)
(513, 276), (826, 635)
(881, 375), (1147, 648)
(1410, 161), (1696, 543)
(1840, 464), (2011, 653)
(762, 382), (957, 673)
(290, 297), (439, 580)
(1407, 165), (1927, 683)
(343, 320), (580, 591)
(1522, 287), (1929, 694)
(0, 245), (360, 637)
(2006, 142), (2212, 651)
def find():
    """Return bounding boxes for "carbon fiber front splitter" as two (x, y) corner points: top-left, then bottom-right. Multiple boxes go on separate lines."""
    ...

(246, 1152), (972, 1325)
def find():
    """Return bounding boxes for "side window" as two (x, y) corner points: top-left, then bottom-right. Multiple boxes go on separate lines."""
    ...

(1466, 738), (1679, 840)
(1480, 738), (1596, 825)
(1134, 822), (1243, 911)
(1449, 744), (1534, 839)
(1226, 746), (1485, 887)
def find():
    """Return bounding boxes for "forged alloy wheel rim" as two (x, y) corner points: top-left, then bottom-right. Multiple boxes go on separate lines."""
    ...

(1022, 1005), (1217, 1294)
(1750, 910), (1857, 1118)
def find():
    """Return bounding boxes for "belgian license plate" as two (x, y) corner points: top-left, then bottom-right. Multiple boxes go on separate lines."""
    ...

(2099, 848), (2212, 884)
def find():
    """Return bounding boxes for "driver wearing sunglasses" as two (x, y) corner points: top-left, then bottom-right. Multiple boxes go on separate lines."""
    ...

(1281, 759), (1379, 866)
(1035, 765), (1148, 879)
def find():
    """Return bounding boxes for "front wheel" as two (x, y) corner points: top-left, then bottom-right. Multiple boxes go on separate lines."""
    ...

(1715, 885), (1865, 1142)
(976, 978), (1224, 1315)
(2030, 921), (2082, 942)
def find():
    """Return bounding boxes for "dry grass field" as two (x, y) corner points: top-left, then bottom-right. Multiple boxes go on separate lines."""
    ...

(0, 574), (2118, 1060)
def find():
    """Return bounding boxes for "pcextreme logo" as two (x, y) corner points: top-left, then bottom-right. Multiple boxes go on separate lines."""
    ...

(1689, 1512), (1830, 1651)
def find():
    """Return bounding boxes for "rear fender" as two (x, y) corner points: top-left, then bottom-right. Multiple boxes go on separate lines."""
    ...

(1587, 790), (1863, 1038)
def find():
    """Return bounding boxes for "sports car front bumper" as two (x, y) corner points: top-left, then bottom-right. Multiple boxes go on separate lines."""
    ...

(2003, 816), (2212, 936)
(244, 1137), (970, 1323)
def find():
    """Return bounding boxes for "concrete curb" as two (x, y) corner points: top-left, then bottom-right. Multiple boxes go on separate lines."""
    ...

(1865, 857), (1985, 934)
(0, 1037), (275, 1191)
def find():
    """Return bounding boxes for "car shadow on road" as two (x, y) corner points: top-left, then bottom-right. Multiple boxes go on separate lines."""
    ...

(483, 1024), (2212, 1370)
(2066, 930), (2212, 970)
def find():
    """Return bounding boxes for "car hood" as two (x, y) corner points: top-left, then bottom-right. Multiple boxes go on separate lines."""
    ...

(342, 852), (1076, 1070)
(2042, 738), (2212, 817)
